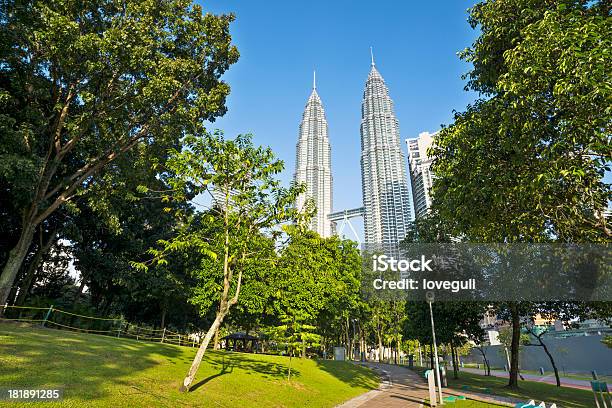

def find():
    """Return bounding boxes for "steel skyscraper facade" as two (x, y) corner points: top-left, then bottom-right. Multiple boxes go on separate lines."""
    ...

(360, 55), (412, 245)
(294, 73), (333, 237)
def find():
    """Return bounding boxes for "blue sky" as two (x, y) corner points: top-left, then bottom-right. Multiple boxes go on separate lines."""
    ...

(198, 1), (481, 238)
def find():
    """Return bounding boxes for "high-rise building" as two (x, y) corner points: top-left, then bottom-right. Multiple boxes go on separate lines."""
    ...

(360, 52), (412, 246)
(294, 72), (334, 237)
(407, 131), (437, 219)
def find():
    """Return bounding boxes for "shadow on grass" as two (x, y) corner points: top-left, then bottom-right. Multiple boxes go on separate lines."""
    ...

(0, 322), (183, 402)
(314, 359), (380, 390)
(190, 353), (236, 391)
(202, 352), (301, 380)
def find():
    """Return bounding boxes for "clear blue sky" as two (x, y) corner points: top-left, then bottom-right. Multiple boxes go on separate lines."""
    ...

(198, 1), (481, 238)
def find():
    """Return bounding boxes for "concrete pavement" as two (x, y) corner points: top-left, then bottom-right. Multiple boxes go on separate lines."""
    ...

(337, 363), (519, 408)
(336, 363), (430, 408)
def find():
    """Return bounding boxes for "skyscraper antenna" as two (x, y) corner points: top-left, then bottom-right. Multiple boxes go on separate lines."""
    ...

(370, 46), (375, 66)
(313, 70), (316, 90)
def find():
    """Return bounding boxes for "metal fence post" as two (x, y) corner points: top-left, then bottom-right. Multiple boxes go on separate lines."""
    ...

(42, 305), (54, 327)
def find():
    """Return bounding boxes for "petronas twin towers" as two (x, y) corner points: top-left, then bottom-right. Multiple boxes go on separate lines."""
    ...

(294, 53), (412, 244)
(294, 72), (334, 237)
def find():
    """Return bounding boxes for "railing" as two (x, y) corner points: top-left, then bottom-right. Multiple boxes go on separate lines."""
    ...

(0, 304), (200, 348)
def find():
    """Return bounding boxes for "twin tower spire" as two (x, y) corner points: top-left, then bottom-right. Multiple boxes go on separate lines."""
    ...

(294, 50), (412, 244)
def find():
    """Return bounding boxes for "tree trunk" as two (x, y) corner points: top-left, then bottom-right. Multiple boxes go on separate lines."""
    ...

(450, 341), (459, 379)
(395, 336), (399, 365)
(180, 307), (227, 392)
(0, 224), (36, 312)
(213, 326), (220, 350)
(508, 303), (521, 389)
(180, 206), (244, 392)
(16, 227), (58, 306)
(160, 307), (167, 329)
(537, 335), (561, 387)
(477, 346), (491, 376)
(378, 333), (383, 363)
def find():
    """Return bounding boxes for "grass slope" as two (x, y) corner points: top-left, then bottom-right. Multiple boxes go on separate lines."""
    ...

(412, 367), (594, 408)
(0, 323), (378, 408)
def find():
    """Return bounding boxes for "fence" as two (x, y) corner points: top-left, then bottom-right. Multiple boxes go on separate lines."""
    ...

(0, 304), (200, 348)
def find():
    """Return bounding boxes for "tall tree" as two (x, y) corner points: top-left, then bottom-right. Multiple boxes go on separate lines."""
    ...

(136, 132), (303, 391)
(431, 0), (610, 388)
(0, 0), (239, 307)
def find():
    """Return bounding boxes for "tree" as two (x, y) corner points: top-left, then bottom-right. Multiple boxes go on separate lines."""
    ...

(267, 312), (321, 380)
(522, 302), (607, 387)
(431, 0), (610, 389)
(470, 333), (492, 376)
(137, 132), (303, 391)
(269, 226), (363, 360)
(0, 0), (239, 308)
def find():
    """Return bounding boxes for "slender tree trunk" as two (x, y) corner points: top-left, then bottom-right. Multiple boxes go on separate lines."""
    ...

(476, 345), (491, 375)
(213, 326), (220, 350)
(16, 227), (58, 306)
(377, 332), (383, 363)
(160, 307), (167, 329)
(395, 336), (399, 365)
(537, 335), (561, 387)
(451, 341), (459, 379)
(508, 303), (521, 389)
(180, 203), (244, 392)
(180, 307), (226, 391)
(0, 224), (36, 311)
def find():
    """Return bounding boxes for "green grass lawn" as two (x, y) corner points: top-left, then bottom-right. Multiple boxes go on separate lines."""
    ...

(464, 364), (609, 382)
(411, 367), (595, 408)
(517, 369), (609, 383)
(0, 323), (379, 407)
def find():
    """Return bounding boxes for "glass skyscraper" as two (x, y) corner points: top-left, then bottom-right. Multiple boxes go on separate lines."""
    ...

(360, 55), (412, 245)
(407, 131), (437, 219)
(294, 72), (333, 237)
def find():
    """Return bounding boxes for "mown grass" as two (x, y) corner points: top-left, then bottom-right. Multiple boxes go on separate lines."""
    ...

(412, 366), (594, 408)
(0, 323), (378, 407)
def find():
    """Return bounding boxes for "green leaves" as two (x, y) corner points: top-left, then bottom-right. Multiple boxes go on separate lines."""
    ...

(432, 0), (611, 243)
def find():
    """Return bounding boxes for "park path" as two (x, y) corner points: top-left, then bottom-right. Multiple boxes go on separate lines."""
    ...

(461, 367), (592, 390)
(337, 363), (522, 408)
(336, 362), (429, 408)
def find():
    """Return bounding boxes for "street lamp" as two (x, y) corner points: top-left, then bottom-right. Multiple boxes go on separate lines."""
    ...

(427, 292), (444, 405)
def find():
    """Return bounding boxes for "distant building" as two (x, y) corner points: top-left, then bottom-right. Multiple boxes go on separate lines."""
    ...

(406, 131), (437, 219)
(294, 72), (334, 237)
(360, 52), (412, 246)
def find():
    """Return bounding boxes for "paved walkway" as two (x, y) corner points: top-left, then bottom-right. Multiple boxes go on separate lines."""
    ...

(461, 367), (593, 390)
(338, 363), (520, 408)
(337, 363), (430, 408)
